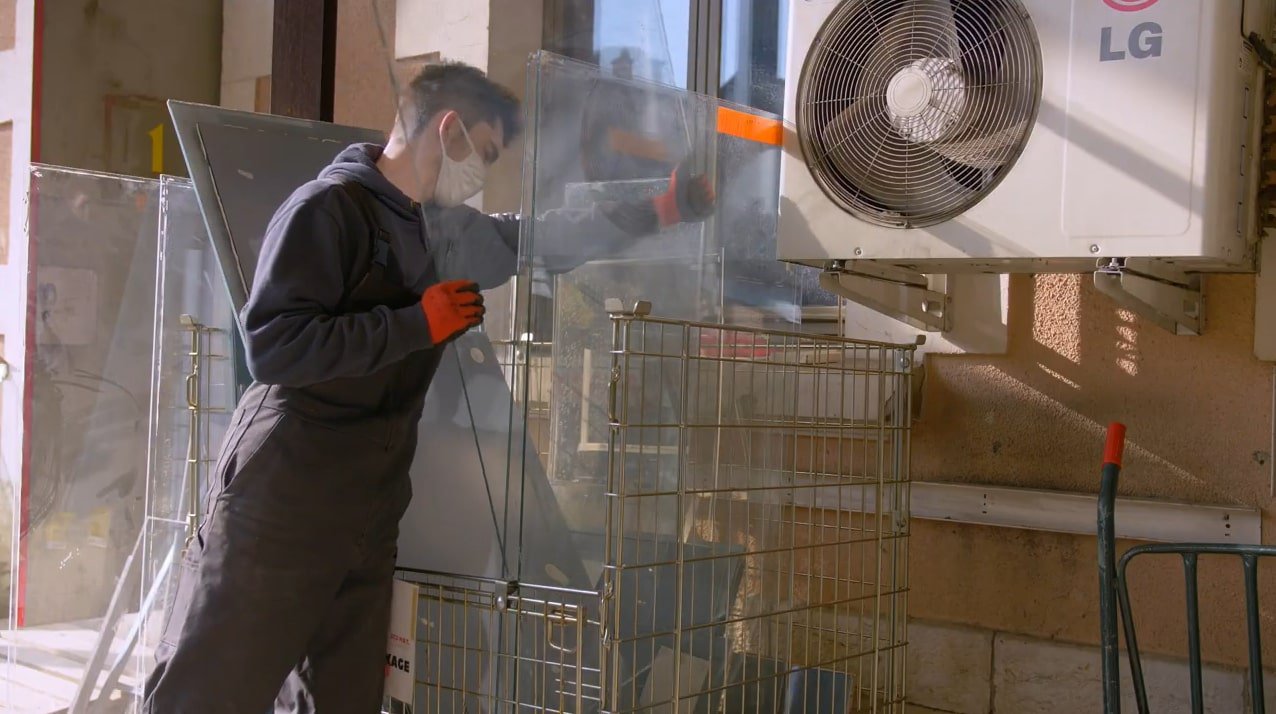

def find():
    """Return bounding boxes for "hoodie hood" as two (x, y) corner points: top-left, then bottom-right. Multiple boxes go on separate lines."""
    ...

(319, 143), (420, 220)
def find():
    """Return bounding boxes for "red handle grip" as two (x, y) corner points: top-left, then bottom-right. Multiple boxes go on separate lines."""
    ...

(1104, 422), (1127, 467)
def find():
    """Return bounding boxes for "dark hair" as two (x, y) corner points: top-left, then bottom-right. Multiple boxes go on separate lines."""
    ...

(405, 61), (522, 146)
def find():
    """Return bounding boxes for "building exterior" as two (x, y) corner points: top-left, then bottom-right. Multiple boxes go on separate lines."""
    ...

(0, 1), (1273, 710)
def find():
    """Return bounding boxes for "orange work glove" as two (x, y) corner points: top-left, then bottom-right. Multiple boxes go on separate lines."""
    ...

(420, 280), (485, 346)
(651, 157), (717, 228)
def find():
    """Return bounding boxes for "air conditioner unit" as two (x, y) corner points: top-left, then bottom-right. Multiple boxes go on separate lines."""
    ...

(779, 0), (1273, 278)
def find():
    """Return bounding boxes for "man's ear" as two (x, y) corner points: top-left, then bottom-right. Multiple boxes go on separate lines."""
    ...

(436, 110), (461, 140)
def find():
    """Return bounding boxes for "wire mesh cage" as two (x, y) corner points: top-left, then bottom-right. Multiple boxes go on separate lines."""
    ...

(399, 306), (914, 714)
(601, 305), (913, 714)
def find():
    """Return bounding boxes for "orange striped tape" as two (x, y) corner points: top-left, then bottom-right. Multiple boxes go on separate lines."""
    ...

(716, 105), (784, 146)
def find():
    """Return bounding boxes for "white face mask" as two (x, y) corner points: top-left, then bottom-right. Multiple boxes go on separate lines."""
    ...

(433, 120), (487, 207)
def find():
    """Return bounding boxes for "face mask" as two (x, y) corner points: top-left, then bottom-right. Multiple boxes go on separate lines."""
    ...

(433, 120), (487, 207)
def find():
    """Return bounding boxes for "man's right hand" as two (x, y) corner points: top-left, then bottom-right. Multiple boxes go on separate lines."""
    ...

(652, 158), (716, 227)
(421, 280), (485, 346)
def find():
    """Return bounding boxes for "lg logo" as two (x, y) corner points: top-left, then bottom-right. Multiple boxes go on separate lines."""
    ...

(1103, 0), (1160, 11)
(1100, 0), (1163, 62)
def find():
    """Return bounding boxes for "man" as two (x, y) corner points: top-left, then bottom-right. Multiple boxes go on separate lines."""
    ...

(143, 61), (714, 713)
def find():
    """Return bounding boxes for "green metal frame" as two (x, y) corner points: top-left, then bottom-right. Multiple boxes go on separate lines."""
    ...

(1098, 423), (1276, 714)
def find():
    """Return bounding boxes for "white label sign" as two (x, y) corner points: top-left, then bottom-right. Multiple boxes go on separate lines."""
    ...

(385, 578), (419, 708)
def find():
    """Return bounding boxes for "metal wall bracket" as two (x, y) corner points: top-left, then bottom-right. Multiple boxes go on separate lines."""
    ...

(819, 262), (951, 333)
(1093, 258), (1203, 336)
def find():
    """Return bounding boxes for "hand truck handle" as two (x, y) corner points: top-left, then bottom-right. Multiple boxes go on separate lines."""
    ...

(1099, 421), (1126, 713)
(1104, 422), (1126, 468)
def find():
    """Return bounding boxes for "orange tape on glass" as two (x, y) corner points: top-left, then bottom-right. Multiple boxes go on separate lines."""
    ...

(716, 105), (784, 146)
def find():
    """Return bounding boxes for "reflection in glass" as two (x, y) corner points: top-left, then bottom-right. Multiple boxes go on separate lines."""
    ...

(546, 0), (691, 88)
(720, 0), (787, 116)
(719, 0), (840, 313)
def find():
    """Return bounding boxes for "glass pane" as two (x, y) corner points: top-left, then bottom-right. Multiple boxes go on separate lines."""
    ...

(5, 165), (160, 711)
(510, 52), (802, 708)
(515, 50), (798, 577)
(135, 176), (238, 688)
(168, 101), (384, 308)
(546, 0), (692, 88)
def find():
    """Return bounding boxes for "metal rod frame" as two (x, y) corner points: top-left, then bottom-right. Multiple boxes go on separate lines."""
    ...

(401, 311), (915, 712)
(1099, 427), (1276, 714)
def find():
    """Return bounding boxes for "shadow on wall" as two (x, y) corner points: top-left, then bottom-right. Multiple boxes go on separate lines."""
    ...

(910, 271), (1276, 670)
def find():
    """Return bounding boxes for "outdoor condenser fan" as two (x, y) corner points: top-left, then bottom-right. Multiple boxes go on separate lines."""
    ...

(796, 0), (1042, 228)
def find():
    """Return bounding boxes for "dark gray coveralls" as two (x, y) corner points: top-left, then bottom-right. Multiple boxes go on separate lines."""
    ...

(142, 143), (654, 713)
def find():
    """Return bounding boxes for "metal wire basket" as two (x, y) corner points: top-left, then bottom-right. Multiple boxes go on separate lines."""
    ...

(397, 305), (916, 713)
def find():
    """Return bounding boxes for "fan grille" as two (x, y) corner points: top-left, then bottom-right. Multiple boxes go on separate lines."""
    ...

(796, 0), (1042, 228)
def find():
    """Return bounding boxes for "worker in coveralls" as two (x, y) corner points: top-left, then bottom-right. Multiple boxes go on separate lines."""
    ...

(142, 61), (715, 713)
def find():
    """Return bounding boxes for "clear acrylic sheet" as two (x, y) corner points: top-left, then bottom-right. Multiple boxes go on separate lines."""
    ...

(5, 165), (160, 711)
(133, 176), (237, 689)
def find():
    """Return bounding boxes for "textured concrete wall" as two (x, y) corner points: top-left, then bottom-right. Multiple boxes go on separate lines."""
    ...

(39, 0), (222, 174)
(910, 273), (1275, 669)
(335, 0), (397, 133)
(396, 0), (490, 70)
(220, 0), (272, 111)
(0, 0), (14, 51)
(223, 1), (400, 128)
(910, 618), (1275, 714)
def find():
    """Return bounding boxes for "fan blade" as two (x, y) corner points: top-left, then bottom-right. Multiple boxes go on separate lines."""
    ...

(931, 0), (963, 65)
(929, 5), (1033, 169)
(872, 0), (962, 62)
(821, 97), (972, 215)
(929, 120), (1028, 169)
(859, 0), (961, 100)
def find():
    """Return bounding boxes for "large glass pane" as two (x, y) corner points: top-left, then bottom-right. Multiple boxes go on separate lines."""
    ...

(168, 101), (385, 310)
(5, 165), (159, 711)
(510, 52), (802, 709)
(134, 176), (237, 690)
(514, 50), (798, 575)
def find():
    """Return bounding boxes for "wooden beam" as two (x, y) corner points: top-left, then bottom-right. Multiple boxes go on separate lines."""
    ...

(270, 0), (338, 121)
